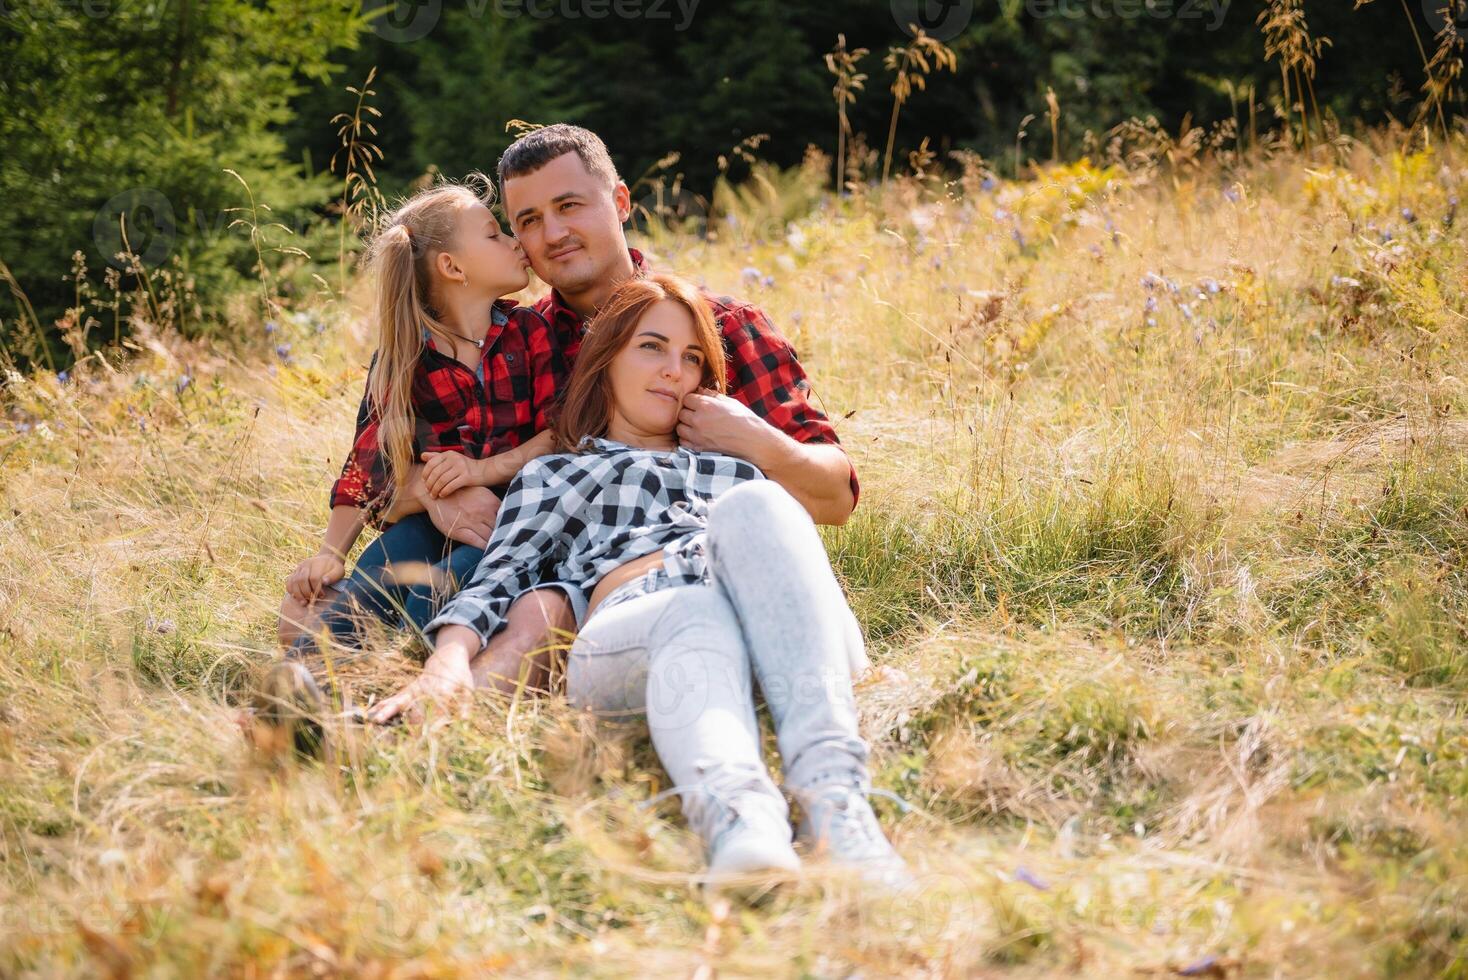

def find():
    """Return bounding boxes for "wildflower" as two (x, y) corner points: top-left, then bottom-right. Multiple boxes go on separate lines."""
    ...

(740, 266), (761, 285)
(1011, 226), (1026, 249)
(1223, 184), (1241, 203)
(994, 207), (1011, 222)
(1379, 228), (1394, 243)
(1446, 195), (1457, 228)
(274, 343), (292, 361)
(1013, 866), (1049, 891)
(1145, 316), (1157, 328)
(1199, 278), (1222, 295)
(16, 421), (31, 433)
(980, 175), (997, 192)
(1178, 302), (1194, 322)
(57, 370), (69, 385)
(791, 312), (803, 326)
(1144, 296), (1158, 314)
(1401, 207), (1417, 224)
(264, 320), (278, 335)
(176, 374), (192, 393)
(760, 275), (775, 289)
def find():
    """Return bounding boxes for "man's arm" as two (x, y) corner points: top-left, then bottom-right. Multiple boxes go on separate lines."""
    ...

(677, 391), (856, 525)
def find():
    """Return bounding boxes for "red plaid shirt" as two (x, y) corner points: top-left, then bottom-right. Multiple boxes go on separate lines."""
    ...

(330, 300), (566, 525)
(534, 249), (859, 505)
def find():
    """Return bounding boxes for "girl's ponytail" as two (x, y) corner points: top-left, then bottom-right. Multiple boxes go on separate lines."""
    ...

(363, 179), (492, 509)
(367, 223), (423, 508)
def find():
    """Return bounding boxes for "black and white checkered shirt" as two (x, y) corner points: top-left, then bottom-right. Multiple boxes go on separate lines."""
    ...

(424, 437), (764, 645)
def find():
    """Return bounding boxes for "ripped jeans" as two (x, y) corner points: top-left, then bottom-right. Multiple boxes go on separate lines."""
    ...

(565, 481), (871, 844)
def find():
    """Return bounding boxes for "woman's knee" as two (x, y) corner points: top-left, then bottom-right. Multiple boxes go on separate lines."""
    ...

(704, 478), (810, 539)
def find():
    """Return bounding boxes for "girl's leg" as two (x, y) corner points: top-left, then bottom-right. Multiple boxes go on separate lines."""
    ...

(567, 581), (798, 878)
(257, 513), (452, 757)
(706, 481), (907, 883)
(289, 512), (450, 667)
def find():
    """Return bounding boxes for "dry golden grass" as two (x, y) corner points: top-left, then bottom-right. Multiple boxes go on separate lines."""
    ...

(2, 136), (1467, 976)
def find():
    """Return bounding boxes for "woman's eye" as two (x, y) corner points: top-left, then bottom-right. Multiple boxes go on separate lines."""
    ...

(684, 353), (702, 365)
(640, 341), (661, 351)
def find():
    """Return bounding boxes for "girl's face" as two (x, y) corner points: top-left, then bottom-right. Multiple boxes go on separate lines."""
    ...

(607, 300), (708, 440)
(438, 202), (530, 298)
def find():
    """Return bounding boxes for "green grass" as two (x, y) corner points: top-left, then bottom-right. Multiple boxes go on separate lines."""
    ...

(3, 139), (1468, 976)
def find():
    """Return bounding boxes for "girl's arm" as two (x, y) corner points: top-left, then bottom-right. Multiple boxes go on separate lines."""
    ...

(419, 429), (560, 500)
(320, 505), (367, 559)
(285, 505), (367, 603)
(470, 429), (558, 487)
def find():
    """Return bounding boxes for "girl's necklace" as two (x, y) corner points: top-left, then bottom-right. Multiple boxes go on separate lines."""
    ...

(434, 326), (485, 350)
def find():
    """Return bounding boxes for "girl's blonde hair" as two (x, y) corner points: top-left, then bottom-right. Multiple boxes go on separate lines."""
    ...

(366, 176), (491, 507)
(553, 273), (726, 450)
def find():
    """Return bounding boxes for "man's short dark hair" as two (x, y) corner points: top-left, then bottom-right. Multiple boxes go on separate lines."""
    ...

(497, 124), (621, 189)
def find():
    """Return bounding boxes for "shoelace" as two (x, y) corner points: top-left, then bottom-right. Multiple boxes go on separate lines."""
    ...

(799, 779), (913, 855)
(638, 765), (779, 848)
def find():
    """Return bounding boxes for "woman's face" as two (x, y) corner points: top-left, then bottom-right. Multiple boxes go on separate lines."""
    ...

(607, 299), (708, 439)
(442, 202), (530, 297)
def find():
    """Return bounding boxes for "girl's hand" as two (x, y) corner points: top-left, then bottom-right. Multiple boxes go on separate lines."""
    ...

(368, 652), (475, 725)
(285, 552), (346, 603)
(421, 450), (479, 498)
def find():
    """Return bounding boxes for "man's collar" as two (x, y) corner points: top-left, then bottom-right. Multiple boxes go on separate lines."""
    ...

(544, 247), (647, 325)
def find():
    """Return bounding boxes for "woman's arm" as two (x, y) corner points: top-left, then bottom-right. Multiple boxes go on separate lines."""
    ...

(368, 460), (576, 723)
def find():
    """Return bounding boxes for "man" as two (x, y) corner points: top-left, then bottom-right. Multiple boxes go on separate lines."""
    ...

(446, 123), (859, 692)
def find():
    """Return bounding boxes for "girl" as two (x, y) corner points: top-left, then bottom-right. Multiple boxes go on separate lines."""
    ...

(270, 177), (562, 715)
(371, 273), (907, 889)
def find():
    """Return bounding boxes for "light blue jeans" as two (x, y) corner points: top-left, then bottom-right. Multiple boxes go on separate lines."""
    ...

(565, 481), (871, 839)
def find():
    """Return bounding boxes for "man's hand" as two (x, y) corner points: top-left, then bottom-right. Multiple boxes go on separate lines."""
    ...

(424, 485), (501, 548)
(421, 450), (480, 498)
(677, 388), (856, 526)
(676, 389), (778, 461)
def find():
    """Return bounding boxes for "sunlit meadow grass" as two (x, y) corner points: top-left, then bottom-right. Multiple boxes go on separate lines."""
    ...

(2, 137), (1467, 976)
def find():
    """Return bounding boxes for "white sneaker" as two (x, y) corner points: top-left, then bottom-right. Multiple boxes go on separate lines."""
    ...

(793, 772), (913, 890)
(705, 792), (802, 878)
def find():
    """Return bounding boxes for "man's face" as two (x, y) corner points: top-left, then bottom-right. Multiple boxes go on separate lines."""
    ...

(503, 152), (632, 298)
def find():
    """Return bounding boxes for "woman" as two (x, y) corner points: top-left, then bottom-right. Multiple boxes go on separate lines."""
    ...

(371, 273), (907, 887)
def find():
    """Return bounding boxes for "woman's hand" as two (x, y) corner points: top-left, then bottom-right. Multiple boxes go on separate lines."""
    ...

(368, 648), (476, 725)
(285, 552), (346, 603)
(421, 450), (481, 498)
